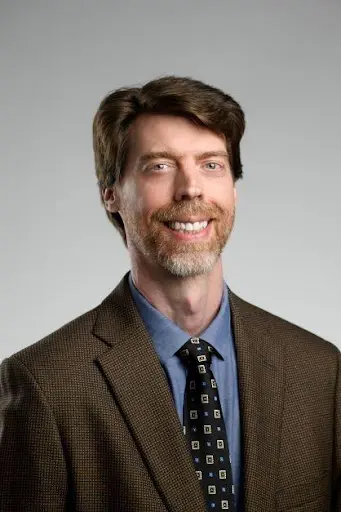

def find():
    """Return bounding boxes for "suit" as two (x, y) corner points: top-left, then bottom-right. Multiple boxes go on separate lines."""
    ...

(1, 272), (340, 511)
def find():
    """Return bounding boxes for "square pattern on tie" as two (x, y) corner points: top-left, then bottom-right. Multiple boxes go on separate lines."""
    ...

(176, 338), (236, 511)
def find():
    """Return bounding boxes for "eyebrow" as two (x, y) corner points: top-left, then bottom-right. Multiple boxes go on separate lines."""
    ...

(137, 150), (229, 167)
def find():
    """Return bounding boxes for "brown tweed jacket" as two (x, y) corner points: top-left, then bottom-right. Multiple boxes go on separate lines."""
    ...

(0, 273), (340, 511)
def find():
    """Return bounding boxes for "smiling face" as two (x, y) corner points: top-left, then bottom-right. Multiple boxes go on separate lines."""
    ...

(106, 114), (237, 277)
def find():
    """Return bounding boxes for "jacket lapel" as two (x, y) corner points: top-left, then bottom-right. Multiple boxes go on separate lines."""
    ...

(93, 274), (206, 512)
(228, 290), (285, 511)
(92, 274), (285, 512)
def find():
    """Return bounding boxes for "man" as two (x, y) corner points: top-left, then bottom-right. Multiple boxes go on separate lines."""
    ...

(0, 76), (340, 511)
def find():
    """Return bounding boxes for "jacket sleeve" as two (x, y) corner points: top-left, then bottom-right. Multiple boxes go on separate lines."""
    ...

(0, 356), (67, 510)
(331, 350), (341, 510)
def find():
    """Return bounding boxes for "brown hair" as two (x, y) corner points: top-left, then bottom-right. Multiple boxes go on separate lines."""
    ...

(93, 75), (246, 244)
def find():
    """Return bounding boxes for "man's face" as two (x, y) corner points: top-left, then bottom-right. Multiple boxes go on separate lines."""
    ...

(110, 114), (237, 277)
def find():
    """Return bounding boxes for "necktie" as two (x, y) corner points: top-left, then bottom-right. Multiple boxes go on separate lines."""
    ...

(177, 337), (236, 511)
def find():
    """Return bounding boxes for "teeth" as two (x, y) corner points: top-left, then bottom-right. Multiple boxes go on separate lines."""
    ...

(168, 220), (208, 232)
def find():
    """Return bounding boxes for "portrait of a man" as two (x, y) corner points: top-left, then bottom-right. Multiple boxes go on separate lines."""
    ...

(1, 75), (340, 511)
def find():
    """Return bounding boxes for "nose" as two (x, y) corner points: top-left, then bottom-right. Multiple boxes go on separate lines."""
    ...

(174, 166), (203, 202)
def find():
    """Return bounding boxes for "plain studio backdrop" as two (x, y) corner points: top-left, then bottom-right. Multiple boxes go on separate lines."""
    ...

(0, 0), (340, 361)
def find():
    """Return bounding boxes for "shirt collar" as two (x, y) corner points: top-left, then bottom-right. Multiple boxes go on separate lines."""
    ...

(128, 272), (232, 366)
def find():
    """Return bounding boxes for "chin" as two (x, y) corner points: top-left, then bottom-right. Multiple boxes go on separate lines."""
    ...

(158, 252), (220, 278)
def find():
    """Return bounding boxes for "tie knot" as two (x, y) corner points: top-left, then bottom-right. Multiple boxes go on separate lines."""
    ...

(176, 338), (214, 367)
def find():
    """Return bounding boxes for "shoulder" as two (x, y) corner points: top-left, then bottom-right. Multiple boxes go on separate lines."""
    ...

(228, 289), (340, 361)
(7, 306), (100, 372)
(4, 274), (133, 384)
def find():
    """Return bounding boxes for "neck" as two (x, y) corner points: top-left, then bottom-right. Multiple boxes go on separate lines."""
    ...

(130, 258), (224, 336)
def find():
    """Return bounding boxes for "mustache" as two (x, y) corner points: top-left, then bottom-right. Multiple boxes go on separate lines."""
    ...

(152, 200), (225, 222)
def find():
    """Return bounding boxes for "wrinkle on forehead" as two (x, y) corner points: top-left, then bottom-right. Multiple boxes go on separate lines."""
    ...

(126, 114), (227, 165)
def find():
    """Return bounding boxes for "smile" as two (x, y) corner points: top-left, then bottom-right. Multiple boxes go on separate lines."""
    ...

(165, 220), (211, 233)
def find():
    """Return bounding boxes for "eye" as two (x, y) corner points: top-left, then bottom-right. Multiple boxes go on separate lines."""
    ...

(148, 162), (170, 172)
(154, 163), (168, 170)
(204, 162), (223, 170)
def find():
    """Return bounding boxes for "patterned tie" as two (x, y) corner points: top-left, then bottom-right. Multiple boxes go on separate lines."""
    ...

(176, 337), (236, 511)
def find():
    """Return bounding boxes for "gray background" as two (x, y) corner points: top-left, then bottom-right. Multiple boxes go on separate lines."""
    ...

(1, 0), (340, 361)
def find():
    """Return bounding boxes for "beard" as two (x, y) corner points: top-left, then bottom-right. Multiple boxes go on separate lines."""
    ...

(124, 199), (235, 278)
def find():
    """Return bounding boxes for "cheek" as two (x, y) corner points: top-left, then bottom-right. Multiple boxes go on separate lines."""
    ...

(120, 180), (144, 214)
(210, 182), (236, 208)
(227, 189), (236, 206)
(121, 186), (164, 225)
(141, 183), (170, 212)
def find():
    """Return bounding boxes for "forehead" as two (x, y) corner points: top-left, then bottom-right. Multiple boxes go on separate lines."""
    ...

(127, 114), (226, 158)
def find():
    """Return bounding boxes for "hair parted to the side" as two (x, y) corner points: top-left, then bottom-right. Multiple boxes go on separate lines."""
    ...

(92, 75), (246, 245)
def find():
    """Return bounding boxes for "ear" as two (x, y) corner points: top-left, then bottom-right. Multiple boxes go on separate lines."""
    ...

(102, 187), (120, 213)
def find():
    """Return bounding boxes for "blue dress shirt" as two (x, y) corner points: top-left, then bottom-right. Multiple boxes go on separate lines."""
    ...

(128, 272), (243, 508)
